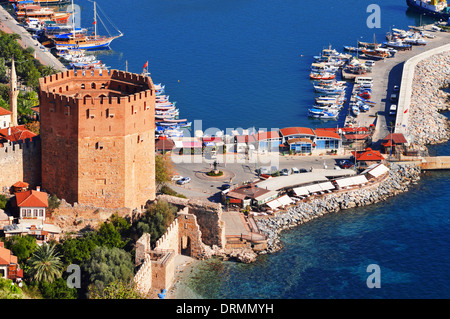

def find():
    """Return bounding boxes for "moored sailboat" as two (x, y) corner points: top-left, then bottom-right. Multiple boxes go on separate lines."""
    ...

(53, 0), (123, 50)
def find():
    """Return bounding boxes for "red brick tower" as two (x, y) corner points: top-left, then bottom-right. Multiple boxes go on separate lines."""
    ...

(38, 69), (156, 210)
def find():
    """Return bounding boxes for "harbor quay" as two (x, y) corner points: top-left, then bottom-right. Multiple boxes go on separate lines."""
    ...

(342, 24), (450, 146)
(2, 0), (450, 299)
(166, 24), (450, 258)
(0, 5), (66, 71)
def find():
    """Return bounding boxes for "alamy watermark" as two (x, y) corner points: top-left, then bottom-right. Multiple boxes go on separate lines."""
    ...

(66, 264), (81, 289)
(366, 264), (381, 288)
(366, 4), (381, 29)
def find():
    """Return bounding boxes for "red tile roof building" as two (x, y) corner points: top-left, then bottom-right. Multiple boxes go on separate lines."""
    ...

(0, 125), (37, 144)
(15, 190), (48, 220)
(0, 242), (23, 282)
(0, 107), (12, 129)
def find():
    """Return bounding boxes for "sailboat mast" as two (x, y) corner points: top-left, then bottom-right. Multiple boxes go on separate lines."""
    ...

(94, 1), (97, 39)
(71, 0), (75, 35)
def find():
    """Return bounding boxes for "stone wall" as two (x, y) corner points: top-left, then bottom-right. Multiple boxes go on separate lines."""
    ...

(0, 138), (41, 193)
(256, 163), (421, 253)
(407, 51), (450, 149)
(134, 254), (152, 296)
(157, 195), (226, 249)
(154, 218), (180, 252)
(50, 198), (135, 233)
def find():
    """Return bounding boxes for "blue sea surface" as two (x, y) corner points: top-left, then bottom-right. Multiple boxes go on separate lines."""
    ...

(74, 0), (449, 298)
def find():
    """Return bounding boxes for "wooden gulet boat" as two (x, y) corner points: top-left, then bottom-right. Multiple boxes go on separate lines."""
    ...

(53, 0), (123, 50)
(14, 4), (72, 24)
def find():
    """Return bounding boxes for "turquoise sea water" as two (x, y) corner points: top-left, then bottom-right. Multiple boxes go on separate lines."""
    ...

(74, 0), (449, 298)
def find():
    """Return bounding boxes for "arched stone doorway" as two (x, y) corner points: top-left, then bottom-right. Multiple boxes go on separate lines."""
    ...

(180, 235), (191, 256)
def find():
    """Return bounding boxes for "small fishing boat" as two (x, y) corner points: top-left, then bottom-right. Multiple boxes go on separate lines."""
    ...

(314, 86), (345, 95)
(351, 105), (360, 116)
(309, 72), (336, 80)
(154, 83), (165, 95)
(343, 46), (364, 53)
(355, 95), (376, 105)
(358, 40), (381, 49)
(358, 91), (371, 99)
(383, 39), (412, 50)
(358, 102), (370, 112)
(308, 108), (339, 119)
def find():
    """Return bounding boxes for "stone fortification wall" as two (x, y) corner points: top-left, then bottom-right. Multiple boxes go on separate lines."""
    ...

(396, 48), (450, 151)
(157, 195), (226, 249)
(134, 254), (152, 296)
(50, 198), (135, 233)
(0, 137), (41, 193)
(256, 163), (421, 253)
(154, 218), (180, 252)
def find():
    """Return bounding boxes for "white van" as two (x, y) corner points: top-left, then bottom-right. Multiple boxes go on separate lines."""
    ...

(355, 77), (373, 85)
(389, 104), (397, 115)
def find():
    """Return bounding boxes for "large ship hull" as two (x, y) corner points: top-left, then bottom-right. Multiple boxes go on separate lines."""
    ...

(406, 0), (450, 19)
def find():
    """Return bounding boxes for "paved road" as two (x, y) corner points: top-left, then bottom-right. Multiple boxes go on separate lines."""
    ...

(170, 153), (353, 199)
(0, 5), (66, 71)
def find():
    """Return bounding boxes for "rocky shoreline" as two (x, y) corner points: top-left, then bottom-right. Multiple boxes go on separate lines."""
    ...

(408, 51), (450, 151)
(254, 163), (421, 254)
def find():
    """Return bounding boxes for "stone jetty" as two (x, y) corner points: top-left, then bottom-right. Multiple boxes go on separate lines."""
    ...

(407, 51), (450, 151)
(254, 163), (421, 253)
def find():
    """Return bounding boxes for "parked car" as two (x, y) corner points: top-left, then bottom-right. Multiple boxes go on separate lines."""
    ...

(389, 104), (397, 115)
(291, 167), (300, 174)
(221, 183), (231, 190)
(177, 177), (191, 185)
(339, 160), (354, 169)
(171, 175), (183, 181)
(299, 168), (308, 173)
(393, 85), (400, 92)
(280, 168), (290, 176)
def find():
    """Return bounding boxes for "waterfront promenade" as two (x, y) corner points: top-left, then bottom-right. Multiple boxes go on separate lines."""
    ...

(0, 5), (66, 71)
(346, 25), (450, 146)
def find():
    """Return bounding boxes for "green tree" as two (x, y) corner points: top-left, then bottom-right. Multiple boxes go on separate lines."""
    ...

(0, 194), (8, 210)
(0, 278), (22, 299)
(27, 243), (64, 283)
(94, 222), (127, 249)
(155, 153), (174, 191)
(133, 200), (177, 246)
(88, 280), (142, 299)
(83, 246), (134, 292)
(58, 235), (97, 266)
(4, 235), (37, 266)
(0, 57), (7, 82)
(38, 277), (78, 299)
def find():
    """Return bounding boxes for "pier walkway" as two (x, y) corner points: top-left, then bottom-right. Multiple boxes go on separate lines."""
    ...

(395, 41), (450, 138)
(344, 25), (450, 146)
(0, 5), (66, 71)
(419, 156), (450, 170)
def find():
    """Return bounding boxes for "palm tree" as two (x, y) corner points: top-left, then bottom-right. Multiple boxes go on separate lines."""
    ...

(28, 243), (64, 283)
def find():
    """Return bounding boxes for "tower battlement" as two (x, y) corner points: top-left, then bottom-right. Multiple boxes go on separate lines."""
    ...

(39, 69), (156, 210)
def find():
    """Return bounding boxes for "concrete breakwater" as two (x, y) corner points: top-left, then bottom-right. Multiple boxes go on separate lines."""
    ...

(399, 50), (450, 151)
(254, 163), (421, 253)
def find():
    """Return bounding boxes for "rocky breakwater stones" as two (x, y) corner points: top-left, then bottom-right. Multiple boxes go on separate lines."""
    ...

(408, 51), (450, 150)
(255, 164), (421, 254)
